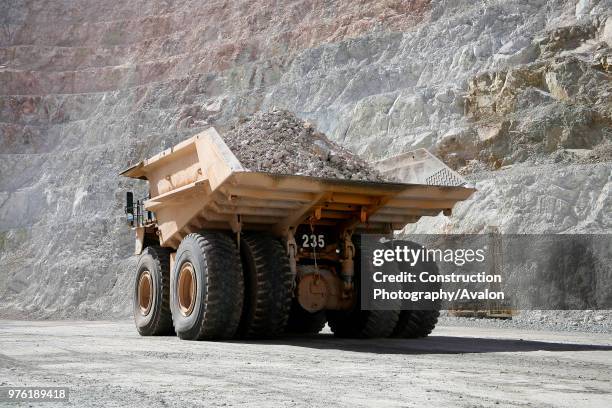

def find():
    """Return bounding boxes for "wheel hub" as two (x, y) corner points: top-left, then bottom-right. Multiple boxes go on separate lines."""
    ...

(138, 270), (153, 315)
(178, 262), (197, 316)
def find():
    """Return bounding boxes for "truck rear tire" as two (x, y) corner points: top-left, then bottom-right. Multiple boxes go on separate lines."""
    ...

(327, 235), (399, 338)
(390, 240), (440, 338)
(327, 309), (399, 338)
(133, 246), (174, 336)
(238, 233), (294, 338)
(171, 232), (244, 340)
(285, 300), (327, 334)
(392, 310), (440, 338)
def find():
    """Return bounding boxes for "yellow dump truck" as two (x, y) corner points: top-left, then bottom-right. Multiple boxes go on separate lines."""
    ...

(121, 128), (474, 340)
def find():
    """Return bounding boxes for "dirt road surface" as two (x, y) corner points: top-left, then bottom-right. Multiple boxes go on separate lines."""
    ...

(1, 320), (611, 407)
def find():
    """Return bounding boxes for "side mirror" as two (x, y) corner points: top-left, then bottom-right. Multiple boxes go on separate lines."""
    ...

(126, 192), (134, 226)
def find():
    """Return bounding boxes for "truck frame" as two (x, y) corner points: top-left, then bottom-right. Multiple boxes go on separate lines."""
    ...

(121, 128), (474, 340)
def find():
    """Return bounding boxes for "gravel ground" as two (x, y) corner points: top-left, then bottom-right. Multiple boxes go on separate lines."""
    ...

(223, 109), (386, 181)
(440, 310), (612, 334)
(1, 320), (611, 407)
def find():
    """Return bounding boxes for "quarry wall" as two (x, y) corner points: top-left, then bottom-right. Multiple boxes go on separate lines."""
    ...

(0, 0), (610, 318)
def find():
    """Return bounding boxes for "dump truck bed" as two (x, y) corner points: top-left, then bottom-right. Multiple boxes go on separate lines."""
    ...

(121, 128), (474, 249)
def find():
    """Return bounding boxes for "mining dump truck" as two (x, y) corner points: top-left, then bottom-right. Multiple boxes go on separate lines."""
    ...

(121, 128), (474, 340)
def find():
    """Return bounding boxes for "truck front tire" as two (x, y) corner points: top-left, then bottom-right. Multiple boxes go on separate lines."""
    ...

(171, 232), (244, 340)
(133, 246), (174, 336)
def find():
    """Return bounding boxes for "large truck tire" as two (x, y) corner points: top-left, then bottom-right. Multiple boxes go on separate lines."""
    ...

(327, 309), (399, 338)
(391, 240), (440, 338)
(133, 246), (174, 336)
(285, 299), (327, 334)
(392, 310), (440, 338)
(327, 235), (399, 338)
(171, 232), (244, 340)
(238, 233), (294, 338)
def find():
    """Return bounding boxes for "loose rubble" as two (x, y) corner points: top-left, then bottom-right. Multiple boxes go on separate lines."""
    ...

(222, 109), (387, 182)
(439, 310), (612, 333)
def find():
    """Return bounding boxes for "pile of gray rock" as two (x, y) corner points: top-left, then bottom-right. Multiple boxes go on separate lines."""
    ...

(223, 109), (387, 182)
(439, 310), (611, 333)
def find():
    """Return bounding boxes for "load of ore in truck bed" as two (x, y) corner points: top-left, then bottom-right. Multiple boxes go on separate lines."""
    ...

(222, 109), (388, 182)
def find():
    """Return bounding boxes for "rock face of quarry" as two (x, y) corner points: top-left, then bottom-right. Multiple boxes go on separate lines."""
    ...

(0, 0), (610, 318)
